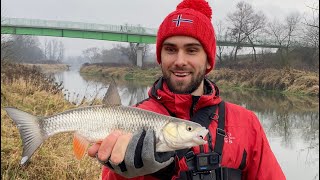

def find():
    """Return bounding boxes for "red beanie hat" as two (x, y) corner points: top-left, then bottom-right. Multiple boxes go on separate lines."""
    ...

(156, 0), (216, 74)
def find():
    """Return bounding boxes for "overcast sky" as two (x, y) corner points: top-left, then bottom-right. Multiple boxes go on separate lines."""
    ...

(1, 0), (317, 57)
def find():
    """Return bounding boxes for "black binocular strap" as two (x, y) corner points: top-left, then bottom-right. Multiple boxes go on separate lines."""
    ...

(190, 101), (226, 155)
(214, 101), (226, 155)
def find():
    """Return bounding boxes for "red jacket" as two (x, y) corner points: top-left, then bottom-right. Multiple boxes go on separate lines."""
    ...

(101, 78), (285, 180)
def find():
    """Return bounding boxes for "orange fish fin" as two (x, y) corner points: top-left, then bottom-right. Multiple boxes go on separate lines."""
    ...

(73, 133), (90, 160)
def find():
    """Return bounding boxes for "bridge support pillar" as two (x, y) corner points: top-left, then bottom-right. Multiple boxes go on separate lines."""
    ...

(136, 44), (145, 67)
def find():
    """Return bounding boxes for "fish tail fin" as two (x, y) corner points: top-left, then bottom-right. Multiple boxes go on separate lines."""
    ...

(4, 107), (45, 165)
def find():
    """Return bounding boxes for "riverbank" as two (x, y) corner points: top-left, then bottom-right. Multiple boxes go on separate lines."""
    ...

(80, 64), (319, 96)
(22, 63), (70, 73)
(1, 63), (101, 179)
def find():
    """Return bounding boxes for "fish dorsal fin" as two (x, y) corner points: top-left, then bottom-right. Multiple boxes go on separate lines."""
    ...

(102, 78), (122, 106)
(73, 133), (90, 160)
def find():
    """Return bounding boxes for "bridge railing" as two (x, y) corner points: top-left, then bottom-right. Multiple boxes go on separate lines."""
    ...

(2, 17), (283, 47)
(1, 17), (158, 36)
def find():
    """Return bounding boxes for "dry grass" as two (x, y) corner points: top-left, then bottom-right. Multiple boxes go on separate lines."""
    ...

(219, 87), (319, 114)
(1, 63), (102, 180)
(81, 64), (319, 96)
(80, 64), (319, 96)
(22, 63), (70, 73)
(207, 68), (319, 96)
(81, 65), (162, 82)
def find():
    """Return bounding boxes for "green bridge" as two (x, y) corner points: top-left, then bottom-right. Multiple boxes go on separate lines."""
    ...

(1, 17), (282, 67)
(1, 17), (281, 48)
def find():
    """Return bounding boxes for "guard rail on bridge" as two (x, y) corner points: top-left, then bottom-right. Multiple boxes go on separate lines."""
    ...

(1, 17), (281, 48)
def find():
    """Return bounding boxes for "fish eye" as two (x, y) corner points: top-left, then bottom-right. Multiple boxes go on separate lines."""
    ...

(186, 126), (193, 132)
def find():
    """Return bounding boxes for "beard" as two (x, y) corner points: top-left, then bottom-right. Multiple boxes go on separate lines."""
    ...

(162, 68), (206, 94)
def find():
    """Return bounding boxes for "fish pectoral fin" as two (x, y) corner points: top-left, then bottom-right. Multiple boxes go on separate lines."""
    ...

(73, 133), (90, 160)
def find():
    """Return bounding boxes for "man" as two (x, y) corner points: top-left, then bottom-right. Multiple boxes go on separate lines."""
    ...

(88, 0), (286, 179)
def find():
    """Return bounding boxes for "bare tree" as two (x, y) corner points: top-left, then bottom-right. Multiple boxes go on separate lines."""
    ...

(266, 19), (288, 65)
(57, 41), (65, 62)
(266, 13), (301, 65)
(9, 35), (43, 63)
(0, 8), (11, 64)
(49, 40), (58, 61)
(244, 12), (266, 62)
(302, 3), (319, 48)
(118, 43), (150, 66)
(1, 35), (15, 63)
(216, 20), (226, 64)
(82, 47), (101, 63)
(301, 2), (319, 67)
(44, 39), (49, 61)
(43, 39), (65, 63)
(227, 1), (266, 61)
(101, 47), (121, 63)
(267, 19), (286, 46)
(1, 13), (14, 63)
(142, 44), (151, 64)
(284, 12), (301, 53)
(128, 43), (138, 65)
(303, 2), (319, 29)
(302, 19), (319, 49)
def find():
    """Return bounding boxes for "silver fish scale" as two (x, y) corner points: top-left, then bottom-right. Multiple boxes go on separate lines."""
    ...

(40, 105), (170, 142)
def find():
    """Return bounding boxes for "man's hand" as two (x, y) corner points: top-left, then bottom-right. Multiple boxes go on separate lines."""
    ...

(88, 130), (132, 165)
(88, 130), (175, 178)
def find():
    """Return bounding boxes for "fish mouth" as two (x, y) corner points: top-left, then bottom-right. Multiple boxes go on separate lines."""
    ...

(193, 128), (209, 145)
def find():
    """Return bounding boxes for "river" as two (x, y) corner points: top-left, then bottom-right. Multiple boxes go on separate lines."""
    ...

(53, 66), (319, 180)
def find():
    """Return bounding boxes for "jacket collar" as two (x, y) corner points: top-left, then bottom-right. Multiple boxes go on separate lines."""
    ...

(149, 77), (222, 119)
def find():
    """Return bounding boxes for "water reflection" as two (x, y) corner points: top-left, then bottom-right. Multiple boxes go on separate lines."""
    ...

(220, 87), (319, 180)
(81, 74), (150, 106)
(220, 88), (319, 142)
(54, 70), (150, 106)
(53, 69), (319, 180)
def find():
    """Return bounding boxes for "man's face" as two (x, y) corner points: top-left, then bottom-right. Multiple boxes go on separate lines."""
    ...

(160, 36), (211, 94)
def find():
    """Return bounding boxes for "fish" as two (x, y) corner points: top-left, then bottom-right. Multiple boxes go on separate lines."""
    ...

(4, 80), (208, 166)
